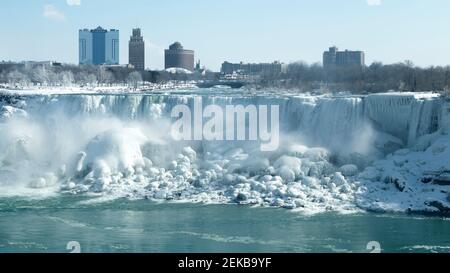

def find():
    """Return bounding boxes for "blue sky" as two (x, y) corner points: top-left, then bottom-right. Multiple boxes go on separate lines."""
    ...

(1, 0), (449, 71)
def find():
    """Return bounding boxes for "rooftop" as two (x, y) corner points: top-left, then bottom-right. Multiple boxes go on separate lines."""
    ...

(169, 42), (184, 50)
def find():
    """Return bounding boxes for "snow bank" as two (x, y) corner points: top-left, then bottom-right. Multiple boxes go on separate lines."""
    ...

(0, 81), (198, 95)
(355, 131), (450, 214)
(165, 68), (193, 74)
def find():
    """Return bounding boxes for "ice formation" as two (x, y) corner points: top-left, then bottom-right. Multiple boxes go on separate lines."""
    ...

(0, 88), (449, 215)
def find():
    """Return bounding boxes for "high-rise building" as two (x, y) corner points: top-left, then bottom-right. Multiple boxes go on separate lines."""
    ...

(129, 28), (145, 71)
(105, 29), (120, 65)
(164, 42), (195, 71)
(323, 46), (365, 69)
(221, 61), (287, 75)
(79, 27), (119, 65)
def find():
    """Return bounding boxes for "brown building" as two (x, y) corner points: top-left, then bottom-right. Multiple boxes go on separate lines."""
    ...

(129, 28), (145, 71)
(164, 42), (195, 71)
(323, 46), (365, 69)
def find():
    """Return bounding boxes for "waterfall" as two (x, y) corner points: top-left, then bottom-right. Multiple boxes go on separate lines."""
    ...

(0, 90), (445, 213)
(20, 92), (442, 151)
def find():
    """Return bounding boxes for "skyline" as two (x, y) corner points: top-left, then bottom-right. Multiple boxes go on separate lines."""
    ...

(1, 0), (450, 71)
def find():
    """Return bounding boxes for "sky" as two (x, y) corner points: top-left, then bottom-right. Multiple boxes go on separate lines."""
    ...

(1, 0), (450, 71)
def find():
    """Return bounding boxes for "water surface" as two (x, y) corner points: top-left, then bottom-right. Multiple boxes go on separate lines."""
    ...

(0, 196), (449, 253)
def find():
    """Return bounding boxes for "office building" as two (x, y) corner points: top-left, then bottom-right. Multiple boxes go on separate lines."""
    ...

(79, 27), (119, 65)
(323, 46), (365, 69)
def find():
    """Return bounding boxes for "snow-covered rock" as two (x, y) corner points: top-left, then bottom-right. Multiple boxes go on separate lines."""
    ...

(274, 156), (302, 178)
(339, 164), (359, 177)
(77, 128), (148, 184)
(0, 106), (28, 121)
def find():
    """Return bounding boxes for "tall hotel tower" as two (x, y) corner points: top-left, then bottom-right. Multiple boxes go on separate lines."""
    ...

(79, 27), (119, 65)
(128, 28), (145, 71)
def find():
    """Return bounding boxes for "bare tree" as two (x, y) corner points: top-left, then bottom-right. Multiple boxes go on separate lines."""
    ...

(127, 71), (142, 90)
(97, 66), (114, 86)
(7, 70), (29, 87)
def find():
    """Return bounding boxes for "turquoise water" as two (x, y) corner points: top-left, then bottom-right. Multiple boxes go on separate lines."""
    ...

(0, 196), (450, 253)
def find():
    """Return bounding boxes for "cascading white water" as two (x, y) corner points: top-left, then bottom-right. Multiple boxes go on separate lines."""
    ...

(0, 89), (447, 214)
(23, 92), (441, 145)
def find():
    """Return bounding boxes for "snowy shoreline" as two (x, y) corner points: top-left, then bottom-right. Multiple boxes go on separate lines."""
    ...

(0, 82), (199, 96)
(0, 83), (442, 97)
(0, 89), (450, 216)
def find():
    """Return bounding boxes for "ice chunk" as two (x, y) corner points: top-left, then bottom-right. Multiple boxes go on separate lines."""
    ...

(274, 156), (302, 177)
(182, 147), (197, 161)
(339, 165), (359, 177)
(358, 167), (380, 181)
(82, 128), (148, 177)
(286, 144), (309, 157)
(304, 148), (329, 162)
(242, 156), (270, 175)
(277, 166), (296, 183)
(331, 172), (347, 186)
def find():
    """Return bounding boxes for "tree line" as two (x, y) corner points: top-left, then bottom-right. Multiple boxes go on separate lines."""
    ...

(0, 63), (218, 88)
(256, 61), (450, 93)
(0, 63), (143, 87)
(2, 61), (450, 93)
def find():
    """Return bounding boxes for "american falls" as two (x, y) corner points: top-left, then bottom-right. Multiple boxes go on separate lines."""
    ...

(0, 88), (449, 215)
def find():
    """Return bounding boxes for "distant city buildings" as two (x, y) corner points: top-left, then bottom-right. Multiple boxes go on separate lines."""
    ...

(323, 46), (365, 69)
(79, 27), (119, 65)
(128, 28), (145, 71)
(165, 42), (195, 71)
(221, 61), (287, 75)
(195, 60), (201, 71)
(76, 26), (367, 74)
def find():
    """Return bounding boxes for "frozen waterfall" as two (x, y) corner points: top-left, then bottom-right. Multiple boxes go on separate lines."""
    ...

(0, 90), (448, 215)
